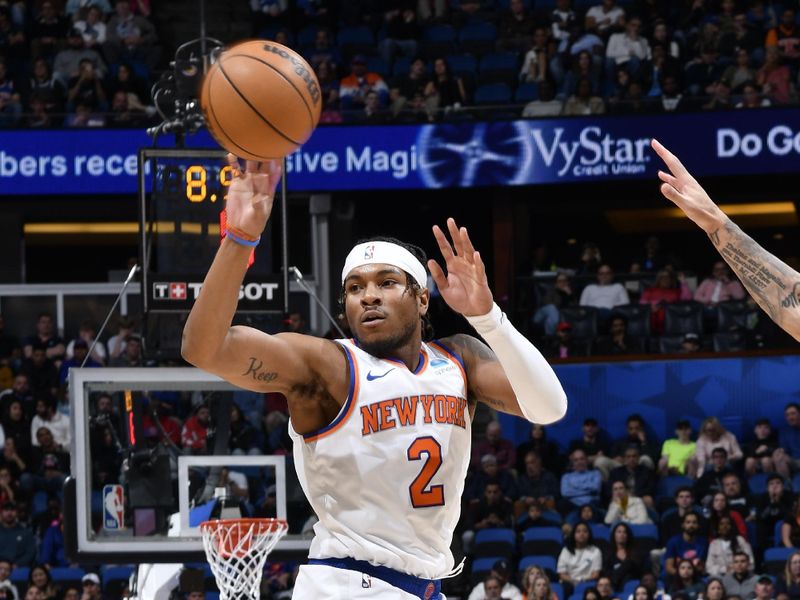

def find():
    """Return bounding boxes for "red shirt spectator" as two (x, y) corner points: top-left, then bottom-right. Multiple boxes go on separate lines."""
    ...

(640, 270), (692, 333)
(472, 421), (516, 471)
(765, 8), (800, 62)
(181, 405), (210, 451)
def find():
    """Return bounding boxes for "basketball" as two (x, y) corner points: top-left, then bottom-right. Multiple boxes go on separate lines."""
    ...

(200, 40), (322, 160)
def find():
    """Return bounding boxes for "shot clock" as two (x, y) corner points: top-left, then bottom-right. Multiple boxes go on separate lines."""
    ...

(137, 148), (285, 314)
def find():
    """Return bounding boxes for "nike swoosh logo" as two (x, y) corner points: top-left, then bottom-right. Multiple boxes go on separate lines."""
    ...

(366, 369), (394, 381)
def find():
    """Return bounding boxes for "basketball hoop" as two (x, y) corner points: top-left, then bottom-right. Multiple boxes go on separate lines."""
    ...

(200, 518), (288, 600)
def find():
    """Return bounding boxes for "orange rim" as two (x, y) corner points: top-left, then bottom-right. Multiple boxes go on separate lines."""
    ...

(200, 518), (287, 532)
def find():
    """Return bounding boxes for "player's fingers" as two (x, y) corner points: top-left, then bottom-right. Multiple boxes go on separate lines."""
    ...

(660, 182), (688, 207)
(432, 224), (455, 261)
(460, 226), (476, 259)
(245, 160), (260, 173)
(446, 217), (464, 255)
(657, 170), (679, 188)
(651, 139), (689, 178)
(226, 153), (243, 177)
(428, 259), (448, 289)
(473, 251), (487, 280)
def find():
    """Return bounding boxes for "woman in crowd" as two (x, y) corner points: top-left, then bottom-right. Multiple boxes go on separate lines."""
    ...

(557, 521), (603, 595)
(775, 551), (800, 600)
(603, 522), (642, 590)
(701, 578), (727, 600)
(668, 558), (705, 600)
(533, 271), (575, 337)
(709, 493), (748, 541)
(605, 481), (651, 525)
(424, 57), (467, 113)
(694, 418), (743, 475)
(781, 498), (800, 548)
(706, 515), (754, 576)
(27, 564), (58, 600)
(639, 269), (692, 333)
(632, 585), (655, 600)
(522, 569), (558, 600)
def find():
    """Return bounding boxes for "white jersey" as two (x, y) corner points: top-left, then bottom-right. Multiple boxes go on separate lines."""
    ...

(290, 338), (472, 580)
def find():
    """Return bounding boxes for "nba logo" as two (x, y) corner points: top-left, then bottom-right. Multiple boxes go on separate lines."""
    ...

(103, 484), (125, 530)
(364, 245), (374, 259)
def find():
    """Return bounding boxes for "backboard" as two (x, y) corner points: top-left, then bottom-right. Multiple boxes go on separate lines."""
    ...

(65, 367), (311, 564)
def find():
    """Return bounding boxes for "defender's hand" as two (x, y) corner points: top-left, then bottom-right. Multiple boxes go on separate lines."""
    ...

(225, 154), (282, 239)
(652, 139), (727, 234)
(429, 217), (493, 317)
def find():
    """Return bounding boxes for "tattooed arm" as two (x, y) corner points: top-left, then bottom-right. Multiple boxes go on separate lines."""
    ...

(652, 139), (800, 341)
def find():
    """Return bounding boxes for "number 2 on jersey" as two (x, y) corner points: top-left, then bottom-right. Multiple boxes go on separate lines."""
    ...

(407, 436), (445, 508)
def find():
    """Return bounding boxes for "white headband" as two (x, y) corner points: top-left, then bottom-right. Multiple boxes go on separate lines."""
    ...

(341, 241), (427, 289)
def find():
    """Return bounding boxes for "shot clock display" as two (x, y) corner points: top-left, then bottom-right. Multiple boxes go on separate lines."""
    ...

(138, 148), (284, 314)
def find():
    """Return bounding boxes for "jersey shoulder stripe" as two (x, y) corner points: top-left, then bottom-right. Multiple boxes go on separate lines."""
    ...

(302, 343), (359, 443)
(428, 340), (467, 389)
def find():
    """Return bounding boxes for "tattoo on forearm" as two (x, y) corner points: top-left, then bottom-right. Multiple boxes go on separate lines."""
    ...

(481, 396), (505, 409)
(242, 357), (278, 382)
(709, 222), (797, 322)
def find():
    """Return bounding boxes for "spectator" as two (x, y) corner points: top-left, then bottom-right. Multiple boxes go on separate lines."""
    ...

(679, 332), (702, 354)
(57, 339), (101, 392)
(27, 58), (64, 116)
(744, 419), (788, 477)
(339, 55), (389, 112)
(669, 559), (704, 600)
(181, 403), (210, 453)
(463, 483), (514, 551)
(1, 400), (31, 466)
(596, 576), (616, 600)
(425, 57), (466, 113)
(0, 373), (32, 418)
(518, 450), (559, 511)
(518, 503), (559, 531)
(0, 502), (35, 567)
(765, 9), (800, 66)
(702, 578), (727, 600)
(0, 559), (18, 600)
(65, 99), (106, 127)
(53, 28), (106, 87)
(720, 552), (757, 599)
(754, 474), (793, 549)
(594, 315), (638, 356)
(585, 0), (625, 38)
(532, 271), (574, 336)
(542, 322), (587, 360)
(20, 346), (58, 402)
(106, 317), (134, 360)
(0, 10), (26, 77)
(0, 467), (16, 506)
(568, 417), (612, 476)
(578, 242), (603, 275)
(603, 523), (642, 589)
(79, 573), (103, 600)
(560, 449), (602, 512)
(519, 32), (547, 83)
(498, 0), (535, 53)
(629, 585), (653, 600)
(706, 520), (754, 577)
(315, 59), (341, 123)
(579, 265), (630, 316)
(609, 445), (656, 507)
(228, 403), (259, 455)
(694, 262), (746, 308)
(74, 5), (107, 49)
(473, 421), (515, 471)
(610, 414), (660, 471)
(661, 487), (705, 552)
(708, 493), (747, 542)
(695, 448), (734, 505)
(109, 335), (143, 367)
(30, 1), (68, 60)
(606, 17), (650, 76)
(108, 88), (147, 126)
(22, 427), (69, 496)
(722, 49), (756, 93)
(658, 75), (688, 112)
(664, 512), (708, 580)
(389, 57), (432, 118)
(703, 79), (734, 111)
(467, 560), (522, 600)
(660, 420), (697, 477)
(28, 564), (58, 599)
(30, 398), (68, 449)
(720, 473), (751, 522)
(379, 3), (420, 64)
(752, 575), (775, 600)
(23, 314), (64, 363)
(778, 403), (800, 463)
(756, 46), (792, 105)
(66, 57), (107, 112)
(781, 498), (800, 548)
(66, 321), (106, 365)
(524, 573), (556, 600)
(107, 62), (147, 106)
(561, 50), (601, 100)
(305, 29), (340, 72)
(737, 82), (771, 108)
(775, 552), (800, 600)
(685, 45), (725, 97)
(695, 418), (743, 476)
(64, 0), (113, 21)
(639, 269), (692, 333)
(551, 0), (576, 52)
(466, 454), (518, 501)
(563, 77), (605, 115)
(522, 80), (563, 117)
(557, 521), (603, 591)
(605, 480), (651, 525)
(516, 424), (563, 475)
(103, 0), (159, 70)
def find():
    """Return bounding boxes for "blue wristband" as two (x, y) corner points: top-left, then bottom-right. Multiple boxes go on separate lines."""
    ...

(225, 230), (260, 247)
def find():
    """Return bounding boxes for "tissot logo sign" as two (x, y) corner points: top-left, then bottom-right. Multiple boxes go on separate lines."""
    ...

(149, 276), (282, 312)
(1, 109), (799, 194)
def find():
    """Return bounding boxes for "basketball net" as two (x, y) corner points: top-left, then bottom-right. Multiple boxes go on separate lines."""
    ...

(200, 518), (288, 600)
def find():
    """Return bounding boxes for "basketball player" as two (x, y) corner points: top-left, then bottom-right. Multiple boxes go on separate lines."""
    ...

(181, 155), (568, 599)
(653, 139), (800, 341)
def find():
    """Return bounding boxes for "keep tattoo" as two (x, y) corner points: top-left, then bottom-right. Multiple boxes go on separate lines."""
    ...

(781, 283), (800, 309)
(242, 357), (278, 382)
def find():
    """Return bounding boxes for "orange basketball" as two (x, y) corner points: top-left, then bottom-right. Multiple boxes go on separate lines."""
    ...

(200, 40), (321, 160)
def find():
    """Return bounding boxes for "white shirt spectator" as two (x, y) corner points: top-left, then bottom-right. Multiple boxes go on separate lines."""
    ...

(580, 282), (629, 309)
(66, 338), (106, 364)
(605, 495), (651, 524)
(467, 581), (523, 600)
(586, 4), (625, 34)
(523, 99), (564, 117)
(557, 545), (603, 582)
(31, 411), (71, 448)
(706, 537), (754, 576)
(606, 31), (651, 64)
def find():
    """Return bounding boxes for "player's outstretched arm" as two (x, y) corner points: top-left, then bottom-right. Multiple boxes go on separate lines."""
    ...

(652, 139), (800, 341)
(430, 218), (567, 424)
(181, 155), (346, 399)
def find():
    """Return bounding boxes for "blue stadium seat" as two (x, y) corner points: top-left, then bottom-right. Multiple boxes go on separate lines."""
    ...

(793, 473), (800, 491)
(297, 26), (323, 47)
(474, 528), (516, 559)
(474, 83), (512, 105)
(458, 22), (497, 55)
(574, 581), (599, 598)
(656, 475), (693, 500)
(629, 523), (659, 541)
(392, 56), (413, 77)
(337, 26), (374, 57)
(590, 524), (610, 541)
(206, 593), (220, 600)
(522, 527), (563, 557)
(551, 582), (565, 600)
(519, 555), (558, 579)
(471, 557), (504, 584)
(446, 54), (477, 76)
(522, 527), (563, 543)
(515, 82), (539, 103)
(101, 565), (135, 590)
(425, 25), (457, 42)
(366, 57), (389, 78)
(622, 579), (639, 599)
(775, 520), (785, 547)
(31, 491), (48, 516)
(50, 567), (86, 582)
(476, 528), (516, 545)
(10, 567), (29, 583)
(479, 52), (519, 73)
(748, 472), (770, 495)
(764, 547), (794, 575)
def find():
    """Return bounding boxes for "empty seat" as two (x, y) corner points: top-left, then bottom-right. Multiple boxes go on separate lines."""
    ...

(515, 82), (539, 103)
(366, 57), (390, 78)
(716, 300), (750, 330)
(713, 331), (746, 352)
(337, 26), (374, 58)
(560, 306), (599, 339)
(446, 54), (478, 76)
(458, 22), (497, 55)
(474, 528), (516, 560)
(764, 547), (794, 575)
(521, 527), (563, 557)
(422, 25), (457, 58)
(474, 83), (512, 105)
(658, 335), (686, 354)
(663, 301), (704, 335)
(656, 475), (694, 500)
(629, 523), (659, 540)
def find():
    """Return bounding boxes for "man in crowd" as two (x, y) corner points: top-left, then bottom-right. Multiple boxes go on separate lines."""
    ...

(0, 502), (35, 567)
(473, 421), (516, 472)
(560, 448), (602, 511)
(664, 512), (707, 579)
(721, 552), (758, 599)
(661, 486), (706, 541)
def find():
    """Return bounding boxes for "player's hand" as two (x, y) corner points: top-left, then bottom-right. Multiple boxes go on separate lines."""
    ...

(652, 139), (728, 234)
(429, 217), (493, 317)
(224, 154), (282, 239)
